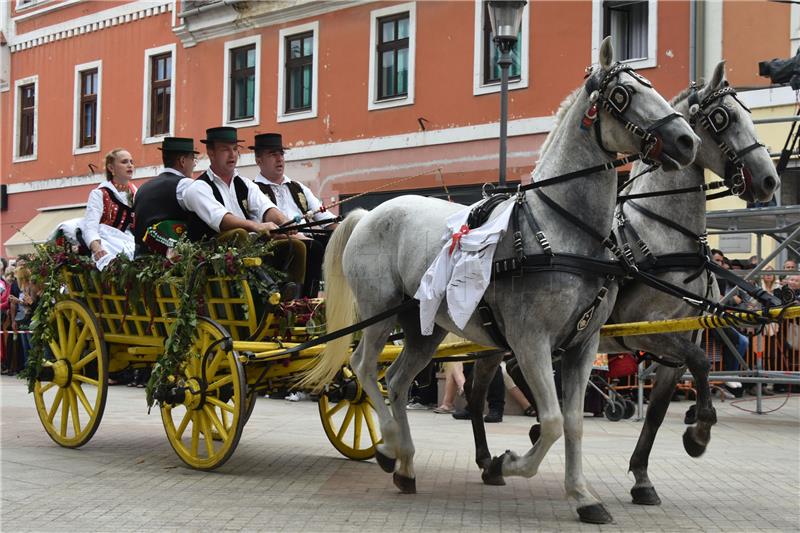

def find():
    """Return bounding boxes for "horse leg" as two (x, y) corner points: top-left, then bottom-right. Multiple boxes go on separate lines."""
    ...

(560, 339), (613, 524)
(680, 343), (716, 458)
(349, 317), (403, 473)
(468, 352), (506, 485)
(628, 363), (684, 505)
(383, 313), (448, 493)
(492, 344), (563, 481)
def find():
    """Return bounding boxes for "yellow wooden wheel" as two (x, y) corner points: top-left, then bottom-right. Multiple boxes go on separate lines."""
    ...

(34, 299), (108, 448)
(160, 318), (245, 470)
(318, 367), (382, 460)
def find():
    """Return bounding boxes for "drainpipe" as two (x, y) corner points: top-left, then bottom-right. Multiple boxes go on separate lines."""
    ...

(177, 0), (247, 19)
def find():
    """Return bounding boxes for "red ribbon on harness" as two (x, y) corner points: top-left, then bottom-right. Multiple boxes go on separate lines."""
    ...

(449, 224), (470, 255)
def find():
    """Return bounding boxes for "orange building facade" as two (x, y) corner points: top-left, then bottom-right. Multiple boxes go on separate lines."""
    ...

(0, 0), (792, 256)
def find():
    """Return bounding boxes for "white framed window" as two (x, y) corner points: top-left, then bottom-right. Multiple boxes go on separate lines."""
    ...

(13, 75), (38, 163)
(223, 34), (261, 128)
(368, 2), (416, 111)
(142, 43), (176, 144)
(15, 0), (44, 10)
(473, 0), (530, 96)
(72, 60), (102, 155)
(277, 21), (319, 123)
(592, 0), (658, 70)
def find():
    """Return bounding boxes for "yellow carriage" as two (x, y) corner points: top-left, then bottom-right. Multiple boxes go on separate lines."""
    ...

(30, 253), (492, 470)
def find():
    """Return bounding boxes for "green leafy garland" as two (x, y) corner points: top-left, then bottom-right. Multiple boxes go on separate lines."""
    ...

(22, 237), (280, 408)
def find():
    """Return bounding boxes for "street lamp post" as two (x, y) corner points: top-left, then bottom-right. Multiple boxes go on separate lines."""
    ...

(487, 0), (526, 186)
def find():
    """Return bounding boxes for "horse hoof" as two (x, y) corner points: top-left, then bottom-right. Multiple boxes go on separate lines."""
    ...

(577, 503), (613, 524)
(529, 424), (541, 446)
(631, 486), (662, 506)
(682, 429), (707, 458)
(375, 450), (396, 473)
(393, 472), (416, 494)
(481, 453), (507, 486)
(684, 405), (697, 425)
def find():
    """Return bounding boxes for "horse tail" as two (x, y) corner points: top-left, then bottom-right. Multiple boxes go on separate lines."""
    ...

(298, 209), (367, 391)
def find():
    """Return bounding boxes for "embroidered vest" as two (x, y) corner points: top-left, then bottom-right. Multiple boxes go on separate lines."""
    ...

(186, 172), (250, 241)
(100, 186), (135, 234)
(257, 180), (309, 214)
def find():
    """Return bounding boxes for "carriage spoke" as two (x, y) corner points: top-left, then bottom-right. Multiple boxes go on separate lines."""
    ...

(336, 405), (356, 440)
(48, 389), (64, 423)
(324, 400), (347, 419)
(205, 374), (233, 393)
(363, 404), (379, 444)
(353, 406), (363, 448)
(73, 374), (98, 386)
(68, 389), (81, 435)
(60, 391), (69, 435)
(206, 351), (225, 379)
(190, 413), (200, 456)
(175, 408), (192, 440)
(199, 413), (215, 457)
(203, 405), (229, 441)
(67, 310), (78, 355)
(71, 383), (94, 418)
(39, 382), (56, 395)
(49, 340), (62, 359)
(73, 350), (98, 372)
(69, 324), (92, 362)
(57, 311), (68, 359)
(206, 396), (235, 414)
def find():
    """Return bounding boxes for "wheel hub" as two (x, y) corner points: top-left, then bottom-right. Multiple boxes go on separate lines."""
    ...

(48, 360), (73, 388)
(183, 378), (204, 410)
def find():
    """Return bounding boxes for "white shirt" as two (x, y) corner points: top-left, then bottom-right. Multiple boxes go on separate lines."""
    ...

(415, 200), (515, 336)
(182, 167), (277, 232)
(253, 174), (336, 225)
(160, 167), (194, 211)
(81, 180), (134, 245)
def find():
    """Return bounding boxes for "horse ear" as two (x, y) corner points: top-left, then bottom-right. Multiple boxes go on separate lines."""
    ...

(599, 36), (614, 70)
(708, 60), (727, 89)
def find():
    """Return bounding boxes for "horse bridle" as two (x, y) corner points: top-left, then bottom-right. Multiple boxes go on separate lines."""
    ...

(584, 62), (685, 163)
(687, 83), (765, 197)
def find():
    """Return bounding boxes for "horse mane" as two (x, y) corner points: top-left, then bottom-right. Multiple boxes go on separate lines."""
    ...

(539, 87), (582, 159)
(671, 80), (706, 106)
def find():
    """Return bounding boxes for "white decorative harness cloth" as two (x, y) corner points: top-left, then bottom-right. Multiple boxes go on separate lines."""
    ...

(415, 200), (515, 336)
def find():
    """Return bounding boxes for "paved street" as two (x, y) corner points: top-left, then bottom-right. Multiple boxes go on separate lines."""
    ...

(1, 375), (799, 532)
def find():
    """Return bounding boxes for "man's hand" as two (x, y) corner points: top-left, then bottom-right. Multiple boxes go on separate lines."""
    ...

(255, 221), (285, 239)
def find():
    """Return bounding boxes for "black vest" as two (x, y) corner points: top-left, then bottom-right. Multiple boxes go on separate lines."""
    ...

(257, 180), (309, 214)
(133, 172), (188, 256)
(186, 171), (250, 242)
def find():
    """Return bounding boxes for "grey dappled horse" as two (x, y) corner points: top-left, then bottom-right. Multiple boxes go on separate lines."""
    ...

(464, 62), (780, 505)
(601, 61), (779, 505)
(305, 38), (699, 524)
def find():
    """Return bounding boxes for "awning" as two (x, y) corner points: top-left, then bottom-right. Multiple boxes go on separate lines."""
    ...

(4, 206), (86, 257)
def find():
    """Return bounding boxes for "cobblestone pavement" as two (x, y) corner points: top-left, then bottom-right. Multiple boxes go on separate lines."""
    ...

(2, 375), (799, 532)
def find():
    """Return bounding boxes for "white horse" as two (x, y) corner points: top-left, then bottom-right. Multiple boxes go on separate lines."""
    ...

(305, 38), (699, 524)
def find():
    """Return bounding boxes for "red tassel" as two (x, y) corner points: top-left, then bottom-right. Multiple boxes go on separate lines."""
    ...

(581, 104), (598, 130)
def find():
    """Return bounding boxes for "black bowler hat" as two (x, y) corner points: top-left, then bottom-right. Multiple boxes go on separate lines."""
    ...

(248, 133), (286, 152)
(200, 126), (245, 145)
(157, 137), (199, 154)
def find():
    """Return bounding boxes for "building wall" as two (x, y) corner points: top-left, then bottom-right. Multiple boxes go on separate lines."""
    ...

(0, 0), (700, 252)
(722, 0), (791, 87)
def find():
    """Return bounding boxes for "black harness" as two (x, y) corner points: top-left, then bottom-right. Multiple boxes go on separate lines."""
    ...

(687, 83), (765, 197)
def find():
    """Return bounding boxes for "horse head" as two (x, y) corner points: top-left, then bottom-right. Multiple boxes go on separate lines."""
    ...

(587, 37), (699, 170)
(685, 61), (780, 203)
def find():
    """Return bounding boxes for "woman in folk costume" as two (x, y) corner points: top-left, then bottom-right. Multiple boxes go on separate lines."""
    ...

(81, 148), (137, 270)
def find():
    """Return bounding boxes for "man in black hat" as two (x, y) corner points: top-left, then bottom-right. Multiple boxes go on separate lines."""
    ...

(182, 126), (289, 241)
(182, 127), (307, 290)
(251, 133), (337, 297)
(133, 136), (199, 256)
